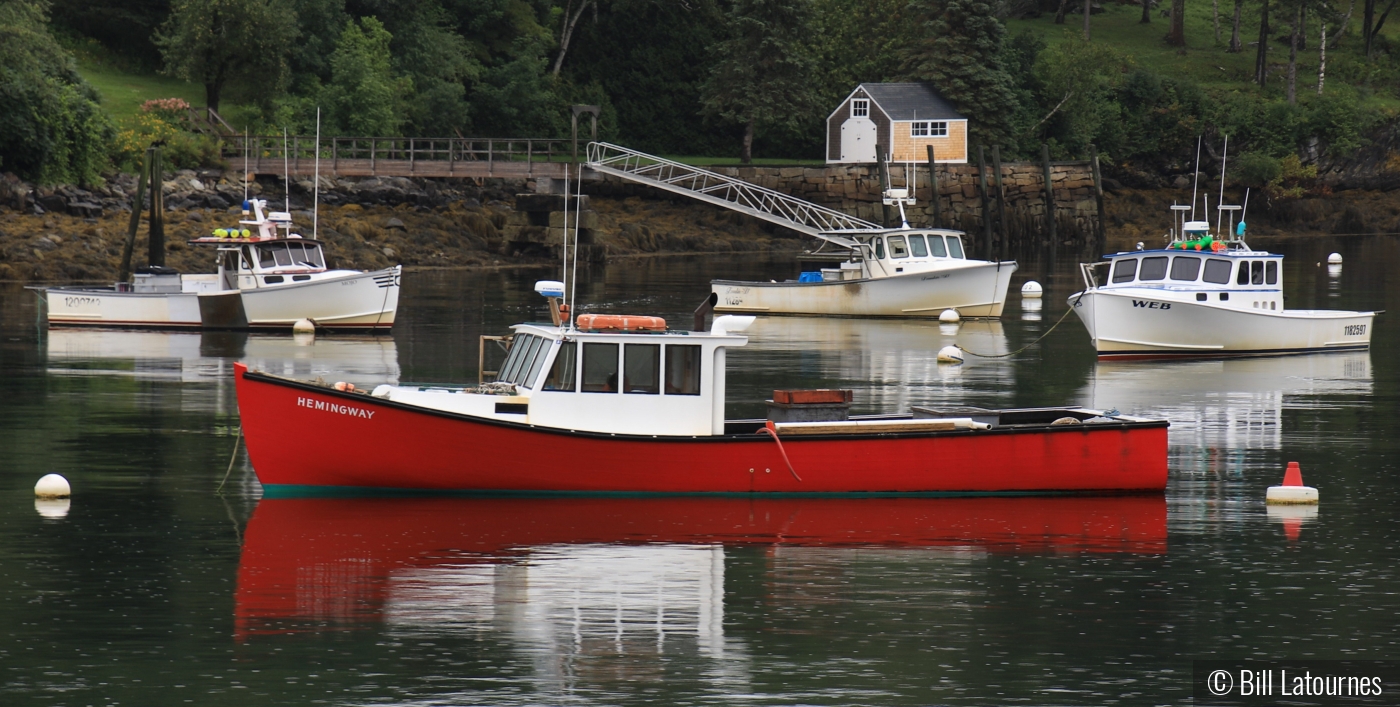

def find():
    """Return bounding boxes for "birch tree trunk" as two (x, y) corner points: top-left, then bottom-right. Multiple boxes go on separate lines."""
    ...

(1318, 22), (1327, 94)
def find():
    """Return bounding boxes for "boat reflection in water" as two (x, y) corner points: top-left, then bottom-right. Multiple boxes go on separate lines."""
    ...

(44, 329), (400, 388)
(1079, 352), (1372, 474)
(739, 316), (1011, 411)
(234, 496), (1166, 652)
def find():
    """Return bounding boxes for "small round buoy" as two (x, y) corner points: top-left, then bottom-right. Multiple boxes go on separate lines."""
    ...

(293, 331), (315, 346)
(292, 318), (316, 334)
(1266, 461), (1318, 505)
(1327, 252), (1343, 264)
(333, 381), (357, 392)
(938, 308), (960, 323)
(35, 498), (70, 519)
(936, 345), (964, 363)
(35, 474), (70, 498)
(1021, 281), (1043, 299)
(1327, 263), (1343, 278)
(1022, 297), (1043, 311)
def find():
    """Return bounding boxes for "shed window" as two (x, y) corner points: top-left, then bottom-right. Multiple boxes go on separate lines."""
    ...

(1139, 256), (1168, 281)
(927, 235), (947, 257)
(1266, 261), (1278, 285)
(623, 344), (660, 394)
(910, 121), (948, 138)
(946, 235), (965, 259)
(1111, 258), (1137, 283)
(542, 341), (576, 391)
(888, 236), (909, 258)
(1202, 259), (1232, 284)
(665, 345), (702, 395)
(852, 99), (869, 118)
(1170, 256), (1201, 281)
(581, 343), (619, 393)
(909, 235), (928, 257)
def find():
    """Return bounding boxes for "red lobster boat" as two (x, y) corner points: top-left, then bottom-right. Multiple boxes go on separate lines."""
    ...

(234, 282), (1168, 496)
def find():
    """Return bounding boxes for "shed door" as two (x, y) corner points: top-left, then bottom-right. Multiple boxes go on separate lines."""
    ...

(840, 117), (877, 163)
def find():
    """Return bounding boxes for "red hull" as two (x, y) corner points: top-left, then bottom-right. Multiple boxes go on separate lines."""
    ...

(234, 364), (1168, 495)
(234, 495), (1167, 639)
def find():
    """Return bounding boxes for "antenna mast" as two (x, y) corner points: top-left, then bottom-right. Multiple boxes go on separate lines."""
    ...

(1190, 136), (1201, 221)
(282, 128), (290, 213)
(1216, 135), (1229, 235)
(313, 108), (321, 239)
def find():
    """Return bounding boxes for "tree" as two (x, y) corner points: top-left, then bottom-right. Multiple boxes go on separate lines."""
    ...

(1256, 0), (1270, 86)
(1229, 0), (1244, 51)
(902, 0), (1021, 149)
(156, 0), (296, 112)
(699, 0), (819, 163)
(1141, 0), (1150, 23)
(1166, 0), (1186, 45)
(319, 17), (412, 135)
(0, 0), (114, 185)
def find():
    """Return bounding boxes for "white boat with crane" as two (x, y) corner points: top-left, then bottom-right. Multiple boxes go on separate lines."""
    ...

(585, 142), (1017, 318)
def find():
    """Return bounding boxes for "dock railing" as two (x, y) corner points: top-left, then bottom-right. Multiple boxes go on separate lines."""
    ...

(225, 136), (573, 179)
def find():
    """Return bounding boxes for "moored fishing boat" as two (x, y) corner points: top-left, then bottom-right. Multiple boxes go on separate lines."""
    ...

(234, 281), (1167, 496)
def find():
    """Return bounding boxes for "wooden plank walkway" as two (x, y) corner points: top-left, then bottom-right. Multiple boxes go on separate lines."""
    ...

(226, 135), (576, 180)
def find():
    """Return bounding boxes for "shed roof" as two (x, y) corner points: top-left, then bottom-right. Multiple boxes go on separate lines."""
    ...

(852, 83), (963, 122)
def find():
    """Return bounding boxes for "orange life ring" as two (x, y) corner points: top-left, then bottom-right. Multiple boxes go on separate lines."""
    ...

(575, 314), (667, 332)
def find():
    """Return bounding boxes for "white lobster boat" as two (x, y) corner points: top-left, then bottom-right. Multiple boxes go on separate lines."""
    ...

(1069, 204), (1376, 359)
(712, 227), (1017, 318)
(41, 198), (400, 331)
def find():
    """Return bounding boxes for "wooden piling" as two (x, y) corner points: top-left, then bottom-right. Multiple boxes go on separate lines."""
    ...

(977, 145), (991, 261)
(1090, 143), (1107, 255)
(992, 145), (1008, 260)
(877, 144), (892, 228)
(148, 147), (165, 267)
(926, 145), (942, 229)
(118, 148), (151, 282)
(1041, 143), (1057, 280)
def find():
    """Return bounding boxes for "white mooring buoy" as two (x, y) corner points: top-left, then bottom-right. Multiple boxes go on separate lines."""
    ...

(1266, 461), (1318, 505)
(292, 318), (316, 334)
(937, 345), (964, 363)
(35, 499), (71, 519)
(1021, 281), (1043, 299)
(1327, 252), (1343, 265)
(35, 474), (71, 498)
(938, 308), (961, 323)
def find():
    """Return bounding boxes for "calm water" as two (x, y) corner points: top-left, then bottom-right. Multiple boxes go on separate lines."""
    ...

(1, 237), (1398, 706)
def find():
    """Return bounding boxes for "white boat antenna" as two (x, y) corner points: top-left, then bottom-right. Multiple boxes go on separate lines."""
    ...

(1190, 136), (1202, 221)
(1216, 135), (1229, 236)
(282, 127), (290, 213)
(562, 163), (571, 329)
(571, 164), (581, 327)
(313, 108), (321, 239)
(1240, 188), (1251, 235)
(242, 127), (249, 205)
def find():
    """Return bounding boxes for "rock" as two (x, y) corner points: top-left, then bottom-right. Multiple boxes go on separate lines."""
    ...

(382, 246), (396, 258)
(204, 193), (230, 209)
(185, 210), (204, 222)
(33, 236), (57, 251)
(189, 178), (205, 191)
(383, 217), (406, 230)
(68, 201), (103, 218)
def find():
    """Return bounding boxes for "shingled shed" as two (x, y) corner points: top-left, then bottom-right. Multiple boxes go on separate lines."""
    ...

(826, 83), (967, 165)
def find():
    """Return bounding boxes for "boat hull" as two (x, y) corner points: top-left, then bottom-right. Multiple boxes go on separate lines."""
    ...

(1071, 289), (1375, 359)
(235, 364), (1167, 495)
(41, 266), (400, 331)
(712, 261), (1017, 318)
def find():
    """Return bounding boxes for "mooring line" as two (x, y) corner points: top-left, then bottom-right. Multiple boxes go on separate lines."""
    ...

(759, 423), (802, 482)
(216, 426), (243, 494)
(960, 290), (1086, 359)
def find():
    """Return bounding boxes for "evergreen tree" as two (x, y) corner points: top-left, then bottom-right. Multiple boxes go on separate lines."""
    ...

(319, 16), (412, 136)
(699, 0), (820, 163)
(156, 0), (296, 112)
(0, 0), (114, 185)
(901, 0), (1021, 150)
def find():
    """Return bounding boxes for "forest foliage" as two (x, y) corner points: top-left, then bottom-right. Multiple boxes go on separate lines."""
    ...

(6, 0), (1400, 185)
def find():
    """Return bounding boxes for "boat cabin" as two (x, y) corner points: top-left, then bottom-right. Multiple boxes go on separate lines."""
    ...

(1094, 247), (1283, 311)
(185, 198), (331, 292)
(375, 316), (755, 436)
(806, 228), (971, 282)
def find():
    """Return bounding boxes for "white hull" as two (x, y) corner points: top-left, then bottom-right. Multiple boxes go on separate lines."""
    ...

(712, 261), (1017, 318)
(43, 266), (400, 331)
(1071, 289), (1374, 358)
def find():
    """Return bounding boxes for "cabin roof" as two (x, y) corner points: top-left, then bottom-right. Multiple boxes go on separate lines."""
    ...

(854, 83), (963, 122)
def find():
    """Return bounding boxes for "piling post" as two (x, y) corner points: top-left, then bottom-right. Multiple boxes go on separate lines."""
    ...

(992, 145), (1008, 259)
(148, 147), (165, 267)
(1041, 143), (1057, 281)
(119, 149), (151, 282)
(926, 145), (942, 228)
(877, 145), (892, 227)
(1090, 143), (1107, 255)
(977, 145), (992, 261)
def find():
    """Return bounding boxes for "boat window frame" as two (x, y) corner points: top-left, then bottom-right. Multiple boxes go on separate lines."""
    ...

(503, 335), (545, 386)
(581, 342), (621, 393)
(664, 344), (703, 396)
(520, 337), (554, 389)
(946, 235), (965, 259)
(888, 235), (909, 259)
(1138, 256), (1169, 281)
(623, 343), (661, 395)
(1266, 260), (1278, 285)
(873, 237), (885, 260)
(1169, 255), (1202, 282)
(1202, 258), (1232, 284)
(1111, 257), (1137, 283)
(497, 334), (536, 383)
(542, 340), (578, 392)
(1251, 260), (1264, 285)
(908, 235), (928, 257)
(927, 235), (948, 257)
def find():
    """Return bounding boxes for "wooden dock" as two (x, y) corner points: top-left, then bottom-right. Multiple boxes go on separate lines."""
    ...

(225, 136), (575, 180)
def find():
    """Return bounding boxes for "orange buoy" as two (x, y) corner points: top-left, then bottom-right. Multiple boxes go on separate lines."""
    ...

(1267, 461), (1318, 504)
(575, 314), (667, 332)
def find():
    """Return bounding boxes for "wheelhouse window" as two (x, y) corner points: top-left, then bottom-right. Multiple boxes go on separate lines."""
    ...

(1111, 258), (1137, 283)
(522, 339), (554, 388)
(1251, 261), (1264, 285)
(873, 237), (885, 259)
(909, 235), (928, 257)
(946, 235), (965, 259)
(499, 334), (549, 386)
(257, 242), (325, 269)
(665, 345), (702, 395)
(623, 344), (660, 394)
(927, 235), (947, 257)
(851, 99), (869, 118)
(1202, 259), (1232, 284)
(1139, 256), (1168, 281)
(888, 236), (909, 258)
(542, 341), (576, 391)
(910, 121), (948, 138)
(581, 343), (620, 393)
(1266, 261), (1278, 285)
(1170, 256), (1201, 281)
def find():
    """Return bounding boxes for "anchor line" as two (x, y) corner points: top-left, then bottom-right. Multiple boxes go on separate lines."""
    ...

(216, 426), (244, 494)
(960, 290), (1086, 359)
(759, 423), (802, 482)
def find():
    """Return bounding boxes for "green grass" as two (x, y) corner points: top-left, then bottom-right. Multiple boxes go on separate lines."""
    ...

(76, 61), (206, 124)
